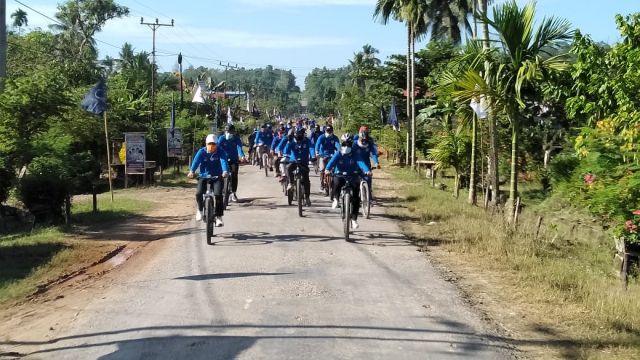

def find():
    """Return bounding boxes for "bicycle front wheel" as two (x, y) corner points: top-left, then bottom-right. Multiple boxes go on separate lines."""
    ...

(263, 154), (269, 176)
(361, 181), (371, 219)
(343, 193), (351, 242)
(205, 197), (214, 245)
(223, 178), (231, 210)
(297, 176), (303, 217)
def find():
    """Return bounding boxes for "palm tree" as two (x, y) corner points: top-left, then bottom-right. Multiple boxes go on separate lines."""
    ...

(483, 0), (573, 219)
(361, 44), (381, 68)
(374, 0), (431, 169)
(429, 0), (474, 44)
(11, 8), (28, 31)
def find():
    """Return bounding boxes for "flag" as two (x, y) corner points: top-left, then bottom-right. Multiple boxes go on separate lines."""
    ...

(227, 106), (233, 124)
(192, 85), (204, 104)
(388, 100), (399, 131)
(379, 104), (387, 125)
(469, 96), (488, 119)
(251, 102), (260, 118)
(170, 96), (176, 136)
(81, 80), (107, 115)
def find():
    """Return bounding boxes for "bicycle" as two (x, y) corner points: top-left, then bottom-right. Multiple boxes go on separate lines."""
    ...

(287, 159), (308, 217)
(223, 175), (232, 210)
(199, 175), (220, 245)
(319, 156), (331, 197)
(259, 145), (270, 177)
(335, 172), (360, 242)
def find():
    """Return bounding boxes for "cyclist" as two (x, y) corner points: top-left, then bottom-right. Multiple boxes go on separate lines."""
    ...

(248, 127), (258, 165)
(254, 124), (274, 171)
(277, 129), (295, 183)
(188, 134), (230, 227)
(271, 126), (286, 177)
(315, 124), (340, 190)
(284, 127), (316, 206)
(353, 125), (380, 198)
(325, 133), (371, 230)
(309, 124), (323, 146)
(217, 124), (245, 202)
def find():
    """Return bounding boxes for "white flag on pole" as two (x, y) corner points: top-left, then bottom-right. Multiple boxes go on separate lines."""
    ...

(192, 86), (205, 104)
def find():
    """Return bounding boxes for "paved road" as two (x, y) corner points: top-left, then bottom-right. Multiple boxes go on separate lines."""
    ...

(3, 165), (511, 359)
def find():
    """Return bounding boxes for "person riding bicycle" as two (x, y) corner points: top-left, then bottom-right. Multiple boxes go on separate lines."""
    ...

(353, 125), (380, 198)
(325, 133), (371, 230)
(248, 127), (258, 164)
(254, 124), (274, 170)
(284, 127), (316, 206)
(315, 124), (340, 190)
(309, 124), (323, 146)
(277, 129), (295, 182)
(217, 124), (246, 202)
(188, 134), (229, 227)
(271, 126), (286, 177)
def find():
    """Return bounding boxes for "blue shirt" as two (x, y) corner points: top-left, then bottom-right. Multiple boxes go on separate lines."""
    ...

(271, 134), (284, 151)
(326, 151), (370, 176)
(217, 135), (245, 161)
(277, 137), (292, 154)
(309, 130), (322, 145)
(352, 136), (379, 168)
(190, 148), (230, 177)
(315, 133), (340, 157)
(255, 130), (274, 147)
(284, 138), (316, 163)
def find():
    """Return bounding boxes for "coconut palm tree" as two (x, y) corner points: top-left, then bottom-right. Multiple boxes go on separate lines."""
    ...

(429, 0), (474, 44)
(11, 8), (28, 31)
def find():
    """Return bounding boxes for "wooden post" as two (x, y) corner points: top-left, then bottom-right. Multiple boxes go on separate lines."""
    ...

(159, 165), (163, 184)
(64, 192), (71, 225)
(92, 185), (98, 213)
(104, 111), (114, 203)
(535, 215), (544, 239)
(513, 197), (521, 229)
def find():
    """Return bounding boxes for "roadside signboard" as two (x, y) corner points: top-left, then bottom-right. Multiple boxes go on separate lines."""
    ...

(167, 128), (183, 157)
(124, 132), (146, 175)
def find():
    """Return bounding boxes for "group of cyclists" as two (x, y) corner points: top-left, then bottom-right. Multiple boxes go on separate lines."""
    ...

(188, 118), (380, 230)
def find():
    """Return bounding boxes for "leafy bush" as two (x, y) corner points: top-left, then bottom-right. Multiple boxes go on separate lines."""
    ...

(19, 156), (69, 224)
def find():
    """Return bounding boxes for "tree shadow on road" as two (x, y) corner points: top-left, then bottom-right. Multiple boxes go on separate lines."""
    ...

(173, 272), (293, 281)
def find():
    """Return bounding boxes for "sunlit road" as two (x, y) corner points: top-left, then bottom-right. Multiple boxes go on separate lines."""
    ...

(3, 165), (511, 359)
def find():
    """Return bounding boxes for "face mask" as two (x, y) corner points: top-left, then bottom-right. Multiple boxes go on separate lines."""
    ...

(206, 144), (217, 153)
(225, 132), (233, 140)
(340, 146), (352, 155)
(326, 132), (332, 137)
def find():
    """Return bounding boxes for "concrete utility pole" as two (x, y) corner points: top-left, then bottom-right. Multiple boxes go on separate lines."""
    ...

(140, 17), (173, 120)
(1, 0), (7, 90)
(219, 61), (238, 91)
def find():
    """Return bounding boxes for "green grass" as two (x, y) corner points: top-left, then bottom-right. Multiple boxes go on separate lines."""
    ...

(0, 192), (154, 304)
(387, 166), (640, 359)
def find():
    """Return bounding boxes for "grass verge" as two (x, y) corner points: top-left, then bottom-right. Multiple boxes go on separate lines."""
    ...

(0, 192), (153, 304)
(384, 165), (640, 359)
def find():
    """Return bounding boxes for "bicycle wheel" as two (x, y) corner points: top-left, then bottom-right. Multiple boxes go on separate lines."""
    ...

(205, 197), (214, 245)
(297, 176), (303, 217)
(314, 161), (319, 175)
(223, 178), (231, 210)
(263, 154), (269, 177)
(361, 181), (371, 219)
(287, 183), (293, 205)
(343, 192), (351, 242)
(324, 174), (330, 197)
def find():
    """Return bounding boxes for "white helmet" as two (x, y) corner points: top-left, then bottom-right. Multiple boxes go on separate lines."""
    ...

(205, 134), (217, 144)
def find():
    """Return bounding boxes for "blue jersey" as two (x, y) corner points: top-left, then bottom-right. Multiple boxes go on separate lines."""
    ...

(352, 136), (379, 168)
(190, 148), (230, 176)
(315, 133), (340, 157)
(255, 131), (274, 147)
(284, 138), (316, 163)
(326, 151), (370, 176)
(271, 134), (284, 152)
(309, 131), (322, 146)
(217, 135), (245, 161)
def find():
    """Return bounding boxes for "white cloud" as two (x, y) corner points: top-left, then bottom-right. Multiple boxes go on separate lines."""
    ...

(237, 0), (375, 7)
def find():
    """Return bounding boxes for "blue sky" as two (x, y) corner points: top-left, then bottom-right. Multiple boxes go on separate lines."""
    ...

(6, 0), (639, 88)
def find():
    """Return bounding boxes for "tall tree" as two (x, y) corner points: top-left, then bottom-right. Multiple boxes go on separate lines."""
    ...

(11, 8), (29, 30)
(429, 0), (474, 44)
(484, 0), (573, 219)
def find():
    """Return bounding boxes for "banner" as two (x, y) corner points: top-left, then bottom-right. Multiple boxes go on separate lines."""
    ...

(125, 132), (146, 175)
(166, 128), (183, 157)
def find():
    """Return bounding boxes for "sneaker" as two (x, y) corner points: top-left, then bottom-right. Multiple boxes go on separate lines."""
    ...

(305, 197), (311, 207)
(215, 217), (224, 227)
(195, 209), (202, 221)
(351, 220), (359, 229)
(287, 183), (293, 191)
(231, 193), (238, 202)
(270, 167), (274, 171)
(331, 199), (338, 209)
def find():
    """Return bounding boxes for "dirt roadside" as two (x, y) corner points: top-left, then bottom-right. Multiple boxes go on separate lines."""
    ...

(0, 185), (195, 348)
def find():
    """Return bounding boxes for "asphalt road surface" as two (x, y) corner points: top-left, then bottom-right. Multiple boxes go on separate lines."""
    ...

(3, 165), (511, 359)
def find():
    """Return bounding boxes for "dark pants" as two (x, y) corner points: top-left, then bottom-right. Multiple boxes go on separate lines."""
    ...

(333, 176), (360, 220)
(227, 160), (239, 192)
(196, 178), (224, 216)
(286, 163), (310, 197)
(274, 156), (282, 175)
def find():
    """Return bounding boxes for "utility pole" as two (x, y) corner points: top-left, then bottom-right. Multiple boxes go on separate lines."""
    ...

(0, 0), (7, 90)
(219, 61), (238, 92)
(178, 52), (183, 108)
(140, 17), (174, 120)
